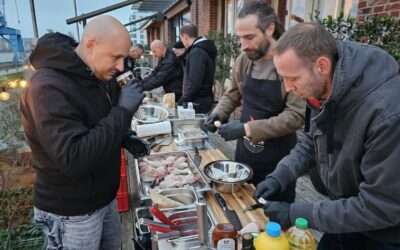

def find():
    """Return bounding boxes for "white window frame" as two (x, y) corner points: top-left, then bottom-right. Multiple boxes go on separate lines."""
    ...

(285, 0), (358, 28)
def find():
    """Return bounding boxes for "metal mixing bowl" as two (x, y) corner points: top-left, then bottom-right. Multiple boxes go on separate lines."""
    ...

(202, 160), (253, 193)
(134, 104), (169, 124)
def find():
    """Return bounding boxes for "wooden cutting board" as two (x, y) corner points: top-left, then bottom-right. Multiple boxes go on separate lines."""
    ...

(199, 148), (268, 230)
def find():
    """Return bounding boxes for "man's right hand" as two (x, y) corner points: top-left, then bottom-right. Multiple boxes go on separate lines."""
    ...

(255, 176), (282, 201)
(118, 82), (144, 115)
(205, 112), (223, 132)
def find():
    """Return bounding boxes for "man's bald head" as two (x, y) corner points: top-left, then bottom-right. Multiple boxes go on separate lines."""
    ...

(150, 40), (166, 59)
(75, 15), (131, 81)
(81, 15), (130, 44)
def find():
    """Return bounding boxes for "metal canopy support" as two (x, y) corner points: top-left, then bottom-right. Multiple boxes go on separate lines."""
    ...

(29, 0), (38, 38)
(66, 0), (143, 25)
(124, 13), (163, 27)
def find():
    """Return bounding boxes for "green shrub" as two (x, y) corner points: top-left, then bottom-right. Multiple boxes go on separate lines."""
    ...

(314, 11), (400, 62)
(208, 32), (241, 87)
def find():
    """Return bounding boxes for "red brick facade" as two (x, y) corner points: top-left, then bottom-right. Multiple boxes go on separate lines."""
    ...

(358, 0), (400, 21)
(145, 0), (399, 46)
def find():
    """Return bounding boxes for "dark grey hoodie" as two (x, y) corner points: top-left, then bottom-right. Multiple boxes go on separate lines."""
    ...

(270, 40), (400, 243)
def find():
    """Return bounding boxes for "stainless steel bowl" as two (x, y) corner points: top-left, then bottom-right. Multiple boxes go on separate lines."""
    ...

(134, 104), (169, 124)
(202, 160), (253, 193)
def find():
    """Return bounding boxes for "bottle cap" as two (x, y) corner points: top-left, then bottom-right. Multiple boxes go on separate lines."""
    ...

(295, 217), (309, 230)
(266, 222), (281, 237)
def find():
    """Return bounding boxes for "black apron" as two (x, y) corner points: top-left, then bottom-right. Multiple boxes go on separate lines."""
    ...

(235, 63), (297, 202)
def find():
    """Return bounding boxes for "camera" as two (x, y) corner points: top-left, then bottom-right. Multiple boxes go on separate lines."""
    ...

(116, 70), (135, 87)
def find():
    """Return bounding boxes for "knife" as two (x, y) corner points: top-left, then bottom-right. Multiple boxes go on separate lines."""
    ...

(193, 146), (202, 166)
(214, 192), (242, 231)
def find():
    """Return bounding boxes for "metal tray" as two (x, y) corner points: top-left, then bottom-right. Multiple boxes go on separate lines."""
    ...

(170, 114), (207, 136)
(175, 128), (208, 150)
(135, 151), (211, 201)
(155, 206), (216, 249)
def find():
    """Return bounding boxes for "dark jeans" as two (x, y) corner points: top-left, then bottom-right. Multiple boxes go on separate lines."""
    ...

(318, 233), (400, 250)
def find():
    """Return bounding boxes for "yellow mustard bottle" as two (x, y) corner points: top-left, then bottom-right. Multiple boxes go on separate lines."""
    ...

(287, 218), (317, 250)
(254, 222), (289, 250)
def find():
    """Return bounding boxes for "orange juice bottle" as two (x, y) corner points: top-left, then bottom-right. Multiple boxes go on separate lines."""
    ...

(287, 218), (317, 250)
(254, 222), (289, 250)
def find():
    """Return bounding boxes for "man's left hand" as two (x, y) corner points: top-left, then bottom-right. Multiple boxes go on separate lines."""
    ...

(122, 131), (150, 158)
(263, 201), (291, 230)
(218, 120), (245, 141)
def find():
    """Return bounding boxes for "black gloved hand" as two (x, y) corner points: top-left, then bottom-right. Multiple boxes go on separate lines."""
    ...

(218, 120), (245, 141)
(255, 177), (281, 200)
(118, 81), (144, 115)
(122, 131), (150, 158)
(205, 112), (222, 132)
(263, 201), (291, 230)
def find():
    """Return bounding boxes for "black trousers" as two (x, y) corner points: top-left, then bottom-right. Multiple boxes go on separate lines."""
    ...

(318, 232), (400, 250)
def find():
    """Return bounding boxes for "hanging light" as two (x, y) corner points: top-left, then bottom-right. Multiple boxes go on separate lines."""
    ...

(19, 80), (28, 88)
(8, 80), (18, 88)
(0, 88), (10, 101)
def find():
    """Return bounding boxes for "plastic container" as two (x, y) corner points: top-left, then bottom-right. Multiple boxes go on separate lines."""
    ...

(117, 150), (129, 212)
(287, 218), (317, 250)
(254, 222), (289, 250)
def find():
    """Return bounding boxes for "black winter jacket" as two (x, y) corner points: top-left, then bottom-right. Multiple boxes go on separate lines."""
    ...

(141, 48), (183, 101)
(179, 37), (217, 113)
(20, 33), (132, 216)
(270, 41), (400, 243)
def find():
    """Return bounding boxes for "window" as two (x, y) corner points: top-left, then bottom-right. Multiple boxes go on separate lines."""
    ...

(170, 10), (191, 42)
(286, 0), (359, 28)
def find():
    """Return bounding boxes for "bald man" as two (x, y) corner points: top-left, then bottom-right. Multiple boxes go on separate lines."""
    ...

(138, 39), (183, 101)
(20, 15), (145, 250)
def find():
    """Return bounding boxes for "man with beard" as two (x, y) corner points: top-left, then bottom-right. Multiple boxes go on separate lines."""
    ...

(256, 23), (400, 249)
(205, 2), (305, 201)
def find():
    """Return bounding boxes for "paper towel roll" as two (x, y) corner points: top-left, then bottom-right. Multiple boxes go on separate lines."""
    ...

(135, 120), (172, 138)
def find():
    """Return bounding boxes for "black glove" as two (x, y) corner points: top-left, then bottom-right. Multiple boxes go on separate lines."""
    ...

(205, 112), (222, 132)
(122, 131), (150, 158)
(263, 201), (291, 230)
(218, 120), (245, 141)
(118, 81), (144, 115)
(255, 177), (281, 200)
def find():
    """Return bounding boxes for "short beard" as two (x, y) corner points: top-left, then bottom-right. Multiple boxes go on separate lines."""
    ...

(246, 39), (270, 61)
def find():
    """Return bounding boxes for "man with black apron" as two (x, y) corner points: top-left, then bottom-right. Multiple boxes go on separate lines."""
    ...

(206, 2), (305, 202)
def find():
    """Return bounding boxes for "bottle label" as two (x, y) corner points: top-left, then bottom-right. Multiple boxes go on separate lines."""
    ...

(217, 238), (235, 250)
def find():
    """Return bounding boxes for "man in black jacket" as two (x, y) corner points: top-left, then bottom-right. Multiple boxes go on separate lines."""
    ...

(178, 24), (217, 113)
(139, 40), (183, 101)
(20, 16), (144, 250)
(256, 23), (400, 249)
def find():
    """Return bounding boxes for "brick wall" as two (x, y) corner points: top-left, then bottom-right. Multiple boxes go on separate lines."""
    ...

(358, 0), (400, 21)
(187, 0), (219, 36)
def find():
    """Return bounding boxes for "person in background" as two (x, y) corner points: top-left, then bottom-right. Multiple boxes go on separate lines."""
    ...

(178, 24), (217, 113)
(125, 43), (144, 79)
(256, 22), (400, 250)
(138, 40), (183, 101)
(20, 16), (144, 250)
(205, 2), (305, 196)
(172, 40), (187, 74)
(172, 40), (186, 58)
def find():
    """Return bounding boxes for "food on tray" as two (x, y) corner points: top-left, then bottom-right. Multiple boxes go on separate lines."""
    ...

(138, 154), (199, 188)
(149, 190), (184, 208)
(162, 93), (176, 109)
